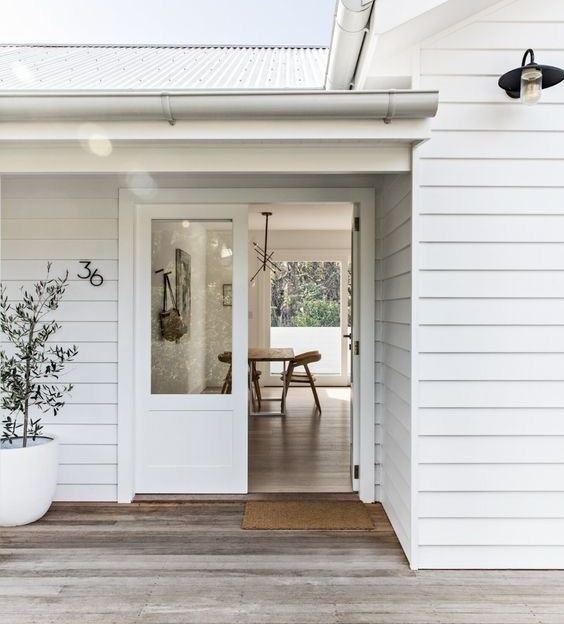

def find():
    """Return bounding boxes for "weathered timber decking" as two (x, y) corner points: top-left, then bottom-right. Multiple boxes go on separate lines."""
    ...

(1, 502), (564, 623)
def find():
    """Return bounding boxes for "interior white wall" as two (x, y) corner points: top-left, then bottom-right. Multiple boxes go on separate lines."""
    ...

(205, 229), (233, 389)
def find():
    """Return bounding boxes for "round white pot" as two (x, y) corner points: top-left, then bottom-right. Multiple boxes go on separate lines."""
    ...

(0, 436), (59, 527)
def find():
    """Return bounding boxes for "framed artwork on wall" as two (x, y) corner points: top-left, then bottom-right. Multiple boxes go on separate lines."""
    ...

(175, 248), (191, 333)
(223, 283), (232, 307)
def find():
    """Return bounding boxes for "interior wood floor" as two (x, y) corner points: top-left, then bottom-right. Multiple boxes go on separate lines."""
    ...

(249, 386), (352, 493)
(2, 502), (564, 624)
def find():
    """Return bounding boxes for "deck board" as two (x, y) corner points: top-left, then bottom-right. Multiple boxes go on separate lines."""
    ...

(1, 503), (564, 623)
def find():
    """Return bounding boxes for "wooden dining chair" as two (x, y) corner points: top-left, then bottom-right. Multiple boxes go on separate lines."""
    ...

(218, 352), (232, 394)
(218, 351), (262, 408)
(281, 350), (322, 413)
(249, 361), (263, 409)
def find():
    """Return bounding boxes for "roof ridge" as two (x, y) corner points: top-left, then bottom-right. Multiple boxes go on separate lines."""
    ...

(0, 43), (328, 50)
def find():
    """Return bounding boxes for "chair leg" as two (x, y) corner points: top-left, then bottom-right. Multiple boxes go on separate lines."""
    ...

(282, 363), (293, 403)
(221, 365), (232, 394)
(305, 364), (321, 413)
(252, 362), (262, 409)
(248, 364), (257, 411)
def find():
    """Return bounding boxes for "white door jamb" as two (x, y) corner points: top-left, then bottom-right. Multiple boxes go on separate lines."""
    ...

(118, 187), (376, 503)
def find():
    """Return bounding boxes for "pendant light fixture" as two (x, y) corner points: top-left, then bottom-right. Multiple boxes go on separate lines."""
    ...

(250, 211), (279, 284)
(498, 49), (564, 105)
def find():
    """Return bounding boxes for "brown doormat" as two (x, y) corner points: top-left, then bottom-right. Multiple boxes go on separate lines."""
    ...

(242, 500), (374, 530)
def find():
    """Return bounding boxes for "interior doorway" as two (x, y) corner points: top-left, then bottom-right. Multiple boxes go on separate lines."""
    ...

(246, 202), (357, 493)
(261, 252), (350, 387)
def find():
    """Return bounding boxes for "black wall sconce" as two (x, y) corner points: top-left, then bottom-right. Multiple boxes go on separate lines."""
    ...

(498, 49), (564, 105)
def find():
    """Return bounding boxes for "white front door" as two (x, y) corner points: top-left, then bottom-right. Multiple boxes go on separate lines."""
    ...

(135, 204), (248, 493)
(350, 206), (361, 491)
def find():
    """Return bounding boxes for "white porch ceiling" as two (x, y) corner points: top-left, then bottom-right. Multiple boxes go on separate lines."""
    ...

(249, 203), (353, 231)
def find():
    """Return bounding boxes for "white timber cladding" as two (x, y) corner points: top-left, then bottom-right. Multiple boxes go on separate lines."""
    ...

(376, 173), (412, 557)
(0, 174), (380, 502)
(415, 0), (564, 568)
(0, 176), (119, 502)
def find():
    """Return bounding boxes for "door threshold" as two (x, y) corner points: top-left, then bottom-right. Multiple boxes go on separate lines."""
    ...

(133, 492), (359, 503)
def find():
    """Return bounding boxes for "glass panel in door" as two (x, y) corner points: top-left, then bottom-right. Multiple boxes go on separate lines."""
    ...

(151, 219), (233, 395)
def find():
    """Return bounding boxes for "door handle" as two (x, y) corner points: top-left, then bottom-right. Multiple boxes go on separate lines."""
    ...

(343, 333), (352, 339)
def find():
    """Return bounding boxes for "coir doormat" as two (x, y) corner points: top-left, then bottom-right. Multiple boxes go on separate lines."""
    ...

(242, 500), (374, 530)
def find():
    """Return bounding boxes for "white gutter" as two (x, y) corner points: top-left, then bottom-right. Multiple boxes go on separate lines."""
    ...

(326, 0), (375, 90)
(0, 90), (438, 123)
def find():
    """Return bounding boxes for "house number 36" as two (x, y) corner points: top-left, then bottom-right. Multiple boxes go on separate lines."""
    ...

(78, 260), (104, 287)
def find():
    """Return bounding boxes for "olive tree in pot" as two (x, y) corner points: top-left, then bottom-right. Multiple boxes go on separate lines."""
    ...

(0, 265), (77, 526)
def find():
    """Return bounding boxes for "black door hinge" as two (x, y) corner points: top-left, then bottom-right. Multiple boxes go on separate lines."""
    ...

(354, 464), (360, 480)
(354, 216), (360, 232)
(354, 340), (360, 355)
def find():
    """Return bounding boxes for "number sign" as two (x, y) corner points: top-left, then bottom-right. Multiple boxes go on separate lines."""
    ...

(78, 261), (104, 287)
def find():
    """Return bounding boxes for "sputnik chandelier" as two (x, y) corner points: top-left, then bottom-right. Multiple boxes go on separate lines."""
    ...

(250, 211), (279, 284)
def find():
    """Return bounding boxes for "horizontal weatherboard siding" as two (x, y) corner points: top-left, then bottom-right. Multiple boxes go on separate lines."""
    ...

(419, 408), (564, 435)
(420, 242), (564, 270)
(377, 173), (412, 559)
(415, 0), (564, 569)
(419, 436), (564, 463)
(419, 354), (564, 380)
(0, 176), (119, 501)
(419, 491), (564, 518)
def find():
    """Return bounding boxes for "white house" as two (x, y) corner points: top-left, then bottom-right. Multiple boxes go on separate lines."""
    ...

(1, 0), (563, 570)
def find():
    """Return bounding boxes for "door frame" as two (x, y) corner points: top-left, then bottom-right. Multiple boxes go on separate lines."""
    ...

(257, 248), (351, 387)
(118, 187), (376, 503)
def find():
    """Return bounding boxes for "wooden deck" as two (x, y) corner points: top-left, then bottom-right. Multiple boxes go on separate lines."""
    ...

(2, 502), (564, 623)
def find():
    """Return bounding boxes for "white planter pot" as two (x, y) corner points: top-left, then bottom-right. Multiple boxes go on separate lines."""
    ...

(0, 436), (59, 527)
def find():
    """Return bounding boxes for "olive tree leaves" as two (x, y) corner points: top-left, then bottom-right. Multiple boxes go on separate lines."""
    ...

(0, 264), (78, 446)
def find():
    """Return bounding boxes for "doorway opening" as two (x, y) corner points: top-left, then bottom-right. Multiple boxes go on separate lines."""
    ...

(245, 202), (357, 493)
(122, 185), (376, 504)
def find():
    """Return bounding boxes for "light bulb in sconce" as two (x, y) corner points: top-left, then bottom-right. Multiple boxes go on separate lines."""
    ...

(181, 220), (190, 229)
(521, 65), (543, 105)
(220, 245), (233, 259)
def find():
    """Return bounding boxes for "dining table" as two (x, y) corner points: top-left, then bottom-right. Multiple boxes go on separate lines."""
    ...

(248, 347), (295, 417)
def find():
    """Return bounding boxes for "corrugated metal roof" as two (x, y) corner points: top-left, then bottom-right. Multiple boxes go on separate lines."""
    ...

(0, 44), (329, 91)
